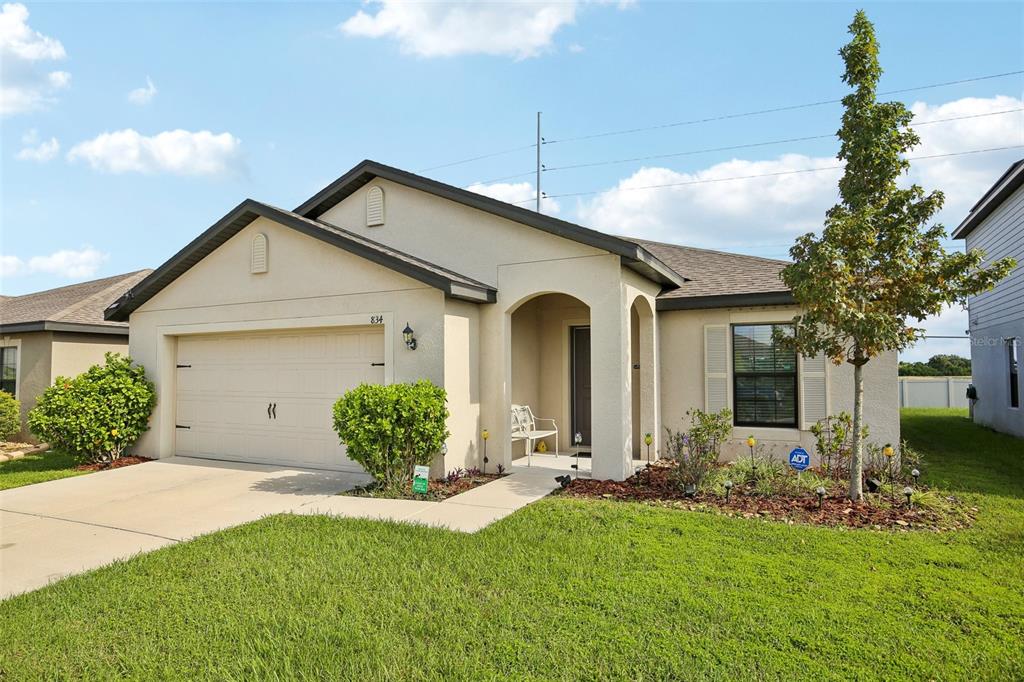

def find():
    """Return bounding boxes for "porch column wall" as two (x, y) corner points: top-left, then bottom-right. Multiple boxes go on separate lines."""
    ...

(590, 290), (633, 480)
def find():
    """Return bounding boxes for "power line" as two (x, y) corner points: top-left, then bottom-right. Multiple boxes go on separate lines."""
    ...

(541, 108), (1024, 173)
(471, 107), (1023, 184)
(542, 70), (1024, 146)
(508, 145), (1024, 203)
(415, 142), (536, 174)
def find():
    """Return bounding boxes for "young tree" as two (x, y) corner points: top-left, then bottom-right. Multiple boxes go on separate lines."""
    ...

(778, 10), (1015, 500)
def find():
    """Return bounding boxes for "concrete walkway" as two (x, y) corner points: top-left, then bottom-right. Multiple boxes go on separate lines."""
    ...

(0, 456), (561, 599)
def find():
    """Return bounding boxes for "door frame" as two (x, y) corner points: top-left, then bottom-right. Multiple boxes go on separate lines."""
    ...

(569, 324), (592, 447)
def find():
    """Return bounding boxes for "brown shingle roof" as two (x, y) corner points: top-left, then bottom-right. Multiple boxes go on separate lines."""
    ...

(628, 238), (794, 309)
(0, 270), (152, 334)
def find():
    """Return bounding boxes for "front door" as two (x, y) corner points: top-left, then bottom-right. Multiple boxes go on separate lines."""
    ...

(571, 326), (592, 446)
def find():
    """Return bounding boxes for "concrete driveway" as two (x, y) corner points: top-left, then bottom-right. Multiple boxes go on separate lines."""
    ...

(1, 456), (561, 600)
(0, 457), (369, 599)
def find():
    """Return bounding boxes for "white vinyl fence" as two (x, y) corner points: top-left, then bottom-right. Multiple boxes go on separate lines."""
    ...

(898, 376), (971, 409)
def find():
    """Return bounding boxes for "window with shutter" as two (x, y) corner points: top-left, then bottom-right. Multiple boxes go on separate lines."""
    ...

(731, 324), (797, 427)
(801, 353), (828, 429)
(704, 325), (729, 413)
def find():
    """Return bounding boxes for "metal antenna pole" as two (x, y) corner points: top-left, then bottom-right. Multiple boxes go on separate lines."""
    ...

(536, 111), (542, 213)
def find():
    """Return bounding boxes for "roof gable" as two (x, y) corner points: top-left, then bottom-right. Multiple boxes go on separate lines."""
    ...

(104, 200), (496, 322)
(295, 160), (685, 289)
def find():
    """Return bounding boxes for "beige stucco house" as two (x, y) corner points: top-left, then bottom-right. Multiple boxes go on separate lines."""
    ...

(0, 271), (151, 441)
(106, 160), (898, 481)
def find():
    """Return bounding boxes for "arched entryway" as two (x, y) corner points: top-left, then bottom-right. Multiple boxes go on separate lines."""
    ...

(630, 295), (657, 463)
(509, 293), (592, 464)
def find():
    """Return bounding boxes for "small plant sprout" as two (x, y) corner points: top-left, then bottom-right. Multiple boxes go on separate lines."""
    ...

(904, 486), (914, 507)
(724, 479), (733, 502)
(911, 468), (920, 485)
(816, 486), (826, 509)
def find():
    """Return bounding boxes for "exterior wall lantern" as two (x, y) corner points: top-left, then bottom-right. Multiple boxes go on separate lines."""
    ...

(402, 323), (417, 350)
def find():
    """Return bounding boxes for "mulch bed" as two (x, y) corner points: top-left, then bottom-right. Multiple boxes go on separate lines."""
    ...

(76, 456), (152, 472)
(345, 472), (507, 502)
(558, 463), (973, 531)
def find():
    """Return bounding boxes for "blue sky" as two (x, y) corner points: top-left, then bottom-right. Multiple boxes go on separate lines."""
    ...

(2, 1), (1022, 361)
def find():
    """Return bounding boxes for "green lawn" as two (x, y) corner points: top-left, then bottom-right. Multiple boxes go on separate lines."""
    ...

(0, 449), (85, 490)
(1, 409), (1022, 680)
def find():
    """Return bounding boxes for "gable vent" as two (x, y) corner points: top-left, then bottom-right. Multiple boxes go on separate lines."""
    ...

(366, 186), (385, 226)
(250, 233), (268, 274)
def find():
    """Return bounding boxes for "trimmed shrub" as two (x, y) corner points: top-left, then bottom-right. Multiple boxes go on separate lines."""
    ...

(332, 380), (449, 488)
(0, 390), (20, 441)
(28, 353), (156, 464)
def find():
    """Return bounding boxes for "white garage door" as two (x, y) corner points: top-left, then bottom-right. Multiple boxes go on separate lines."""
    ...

(175, 327), (385, 471)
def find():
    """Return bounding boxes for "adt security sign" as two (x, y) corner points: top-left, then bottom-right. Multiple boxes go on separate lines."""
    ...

(788, 447), (810, 472)
(412, 465), (430, 494)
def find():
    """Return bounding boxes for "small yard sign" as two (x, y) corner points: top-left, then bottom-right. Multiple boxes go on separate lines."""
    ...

(788, 447), (810, 472)
(412, 465), (430, 494)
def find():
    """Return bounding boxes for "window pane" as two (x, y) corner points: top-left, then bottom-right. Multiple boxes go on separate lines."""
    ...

(732, 325), (796, 426)
(0, 347), (14, 396)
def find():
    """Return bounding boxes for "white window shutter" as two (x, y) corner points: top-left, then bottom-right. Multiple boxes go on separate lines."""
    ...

(801, 354), (827, 429)
(366, 186), (385, 226)
(704, 325), (729, 413)
(250, 233), (268, 274)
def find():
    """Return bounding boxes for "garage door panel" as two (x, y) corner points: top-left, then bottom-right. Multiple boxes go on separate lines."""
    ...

(175, 327), (383, 472)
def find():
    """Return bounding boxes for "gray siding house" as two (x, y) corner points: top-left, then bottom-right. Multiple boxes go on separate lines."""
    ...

(953, 160), (1024, 438)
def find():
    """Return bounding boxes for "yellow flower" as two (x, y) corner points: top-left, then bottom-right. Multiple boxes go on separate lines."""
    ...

(111, 429), (119, 437)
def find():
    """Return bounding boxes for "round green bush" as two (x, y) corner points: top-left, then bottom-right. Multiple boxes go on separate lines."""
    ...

(0, 390), (21, 441)
(332, 380), (449, 488)
(28, 353), (156, 464)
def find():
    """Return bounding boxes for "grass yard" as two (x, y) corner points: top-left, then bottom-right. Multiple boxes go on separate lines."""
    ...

(0, 449), (85, 491)
(1, 409), (1022, 680)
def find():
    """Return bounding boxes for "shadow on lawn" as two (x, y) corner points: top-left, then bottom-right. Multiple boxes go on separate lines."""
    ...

(0, 450), (76, 476)
(901, 409), (1024, 499)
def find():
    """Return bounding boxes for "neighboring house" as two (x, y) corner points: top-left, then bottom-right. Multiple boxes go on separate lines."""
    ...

(0, 271), (152, 441)
(106, 160), (898, 481)
(953, 159), (1024, 438)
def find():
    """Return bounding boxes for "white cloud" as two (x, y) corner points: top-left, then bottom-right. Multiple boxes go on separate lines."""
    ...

(67, 129), (245, 177)
(577, 95), (1024, 251)
(568, 42), (585, 53)
(339, 1), (625, 59)
(127, 76), (157, 105)
(0, 3), (70, 116)
(15, 129), (58, 161)
(0, 247), (108, 279)
(575, 94), (1023, 341)
(466, 180), (560, 214)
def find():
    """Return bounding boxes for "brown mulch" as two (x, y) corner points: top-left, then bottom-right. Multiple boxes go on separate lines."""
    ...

(559, 463), (973, 532)
(345, 473), (507, 501)
(76, 456), (152, 472)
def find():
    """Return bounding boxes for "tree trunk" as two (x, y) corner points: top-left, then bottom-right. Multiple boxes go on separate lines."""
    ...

(849, 359), (865, 501)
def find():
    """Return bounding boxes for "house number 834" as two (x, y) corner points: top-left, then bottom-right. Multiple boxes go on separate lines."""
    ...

(369, 315), (384, 324)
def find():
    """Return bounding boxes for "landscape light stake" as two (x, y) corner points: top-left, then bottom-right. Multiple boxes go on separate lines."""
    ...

(904, 486), (914, 508)
(816, 486), (826, 510)
(573, 432), (583, 479)
(911, 468), (920, 485)
(481, 429), (489, 473)
(724, 479), (733, 503)
(747, 436), (757, 479)
(644, 433), (653, 465)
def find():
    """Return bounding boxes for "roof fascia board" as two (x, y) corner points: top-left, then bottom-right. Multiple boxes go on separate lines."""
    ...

(0, 321), (129, 336)
(952, 161), (1024, 239)
(656, 291), (796, 311)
